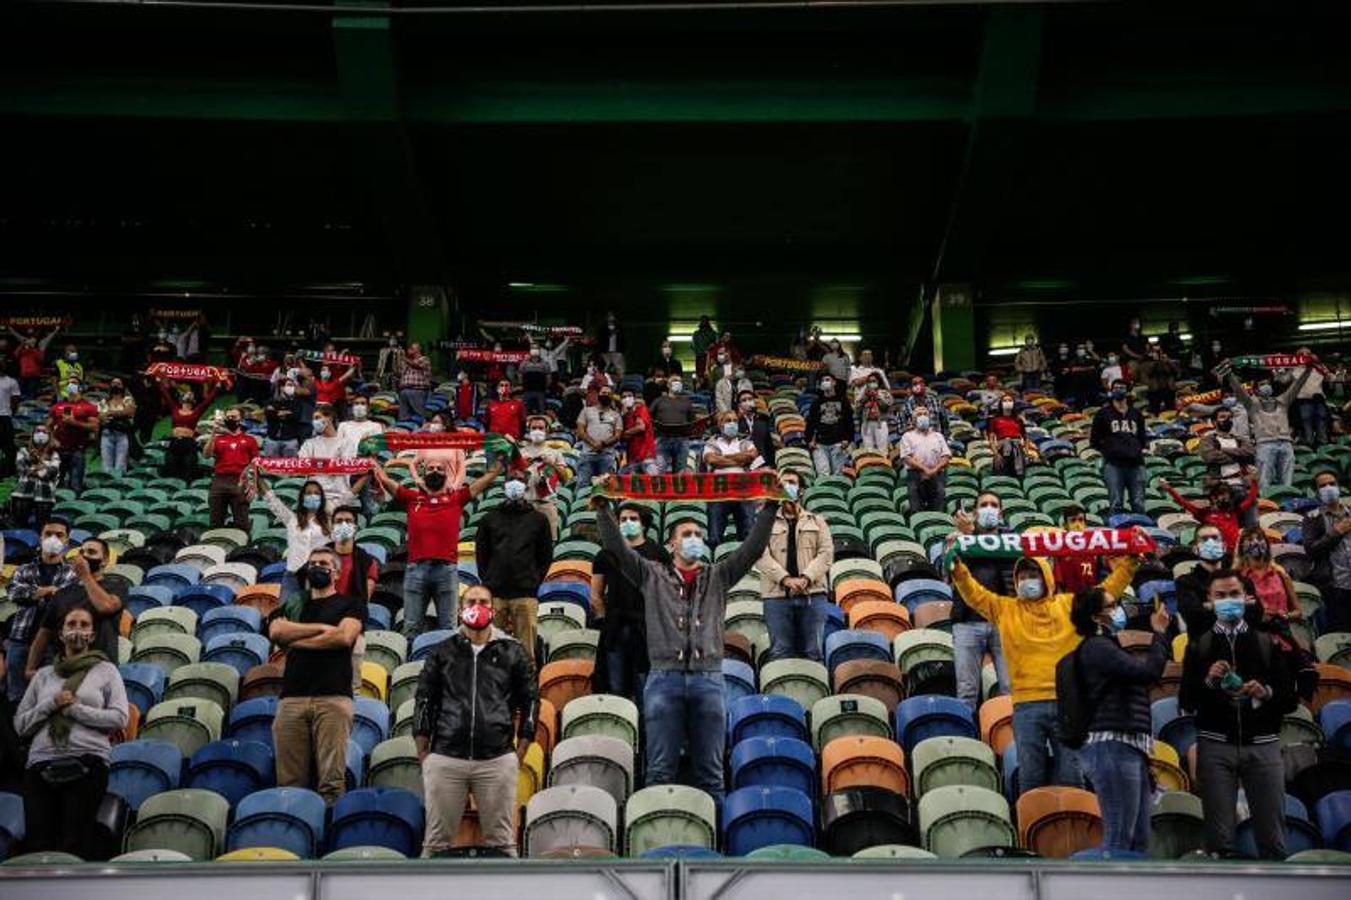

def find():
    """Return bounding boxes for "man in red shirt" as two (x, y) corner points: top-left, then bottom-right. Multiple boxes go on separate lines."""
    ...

(372, 456), (503, 639)
(205, 406), (259, 534)
(14, 329), (57, 399)
(485, 379), (526, 468)
(48, 381), (99, 495)
(1051, 504), (1101, 596)
(619, 387), (658, 475)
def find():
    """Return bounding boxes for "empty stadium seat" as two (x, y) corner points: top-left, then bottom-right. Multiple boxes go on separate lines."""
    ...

(141, 698), (224, 757)
(728, 694), (808, 745)
(389, 661), (425, 715)
(824, 629), (892, 678)
(852, 844), (936, 860)
(721, 659), (757, 705)
(351, 696), (392, 757)
(1314, 790), (1351, 852)
(918, 785), (1014, 858)
(363, 630), (409, 674)
(368, 736), (423, 800)
(722, 786), (815, 856)
(330, 787), (424, 857)
(108, 739), (183, 810)
(810, 693), (891, 750)
(624, 785), (718, 857)
(758, 659), (831, 711)
(203, 632), (271, 677)
(561, 693), (640, 748)
(548, 735), (634, 807)
(847, 600), (911, 641)
(1016, 786), (1103, 858)
(118, 663), (166, 717)
(130, 631), (201, 676)
(198, 605), (263, 645)
(539, 660), (594, 712)
(1238, 793), (1321, 858)
(1151, 697), (1197, 758)
(730, 736), (816, 798)
(226, 787), (327, 858)
(820, 788), (919, 856)
(1149, 791), (1205, 859)
(186, 739), (274, 808)
(912, 735), (999, 796)
(978, 695), (1014, 757)
(525, 784), (618, 857)
(895, 695), (976, 753)
(164, 662), (239, 711)
(1321, 700), (1351, 753)
(832, 659), (905, 716)
(122, 788), (230, 861)
(227, 696), (279, 746)
(820, 735), (908, 796)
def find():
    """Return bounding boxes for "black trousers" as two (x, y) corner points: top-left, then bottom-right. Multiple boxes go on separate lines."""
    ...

(23, 757), (109, 857)
(0, 416), (15, 477)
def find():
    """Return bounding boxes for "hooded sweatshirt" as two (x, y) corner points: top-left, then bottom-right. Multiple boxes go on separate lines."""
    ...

(951, 554), (1139, 705)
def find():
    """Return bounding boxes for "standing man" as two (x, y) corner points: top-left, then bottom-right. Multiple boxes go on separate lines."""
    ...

(598, 311), (625, 377)
(1303, 470), (1351, 634)
(0, 362), (20, 476)
(264, 377), (308, 458)
(948, 492), (1014, 710)
(1180, 570), (1297, 859)
(1176, 524), (1230, 635)
(574, 388), (623, 484)
(268, 547), (364, 806)
(372, 457), (501, 639)
(519, 415), (567, 539)
(736, 390), (776, 470)
(756, 470), (833, 662)
(1090, 379), (1147, 516)
(619, 387), (659, 475)
(650, 375), (696, 475)
(592, 502), (668, 702)
(519, 345), (552, 415)
(5, 519), (77, 704)
(398, 342), (433, 421)
(476, 471), (552, 669)
(25, 538), (125, 676)
(690, 316), (718, 382)
(48, 381), (98, 496)
(898, 406), (951, 514)
(592, 491), (778, 808)
(805, 376), (853, 476)
(702, 411), (762, 548)
(1014, 335), (1047, 392)
(414, 588), (537, 857)
(205, 407), (259, 534)
(1224, 362), (1314, 491)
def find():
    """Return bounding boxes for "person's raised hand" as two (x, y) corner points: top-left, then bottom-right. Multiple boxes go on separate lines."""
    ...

(1149, 604), (1171, 635)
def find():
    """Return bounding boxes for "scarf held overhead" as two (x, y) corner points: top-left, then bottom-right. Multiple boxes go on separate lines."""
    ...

(4, 315), (72, 329)
(597, 471), (787, 501)
(1220, 353), (1322, 372)
(252, 457), (376, 476)
(749, 355), (826, 373)
(951, 528), (1156, 563)
(144, 362), (234, 385)
(456, 349), (532, 363)
(358, 430), (517, 458)
(296, 350), (361, 367)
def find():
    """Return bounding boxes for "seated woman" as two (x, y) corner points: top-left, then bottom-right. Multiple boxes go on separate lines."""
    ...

(14, 604), (129, 858)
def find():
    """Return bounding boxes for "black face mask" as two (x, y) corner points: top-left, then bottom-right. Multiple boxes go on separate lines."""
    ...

(84, 556), (103, 573)
(1216, 420), (1233, 433)
(424, 472), (447, 491)
(225, 419), (241, 431)
(307, 565), (333, 589)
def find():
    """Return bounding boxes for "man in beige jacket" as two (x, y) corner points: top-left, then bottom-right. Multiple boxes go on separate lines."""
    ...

(1014, 335), (1048, 392)
(757, 469), (835, 662)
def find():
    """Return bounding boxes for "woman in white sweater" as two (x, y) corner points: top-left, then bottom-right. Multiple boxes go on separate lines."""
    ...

(254, 474), (333, 601)
(14, 603), (129, 857)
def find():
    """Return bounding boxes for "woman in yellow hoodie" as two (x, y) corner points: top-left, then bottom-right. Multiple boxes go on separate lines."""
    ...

(951, 552), (1139, 794)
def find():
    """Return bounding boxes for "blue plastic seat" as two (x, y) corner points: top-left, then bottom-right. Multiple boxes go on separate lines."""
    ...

(259, 562), (288, 584)
(537, 582), (591, 615)
(1320, 701), (1351, 754)
(640, 845), (723, 859)
(895, 579), (953, 612)
(1237, 793), (1321, 858)
(729, 736), (816, 797)
(351, 697), (392, 757)
(824, 630), (892, 677)
(186, 740), (275, 808)
(727, 695), (809, 745)
(1151, 697), (1196, 758)
(365, 604), (392, 632)
(346, 740), (366, 791)
(198, 605), (264, 644)
(358, 543), (388, 566)
(126, 585), (175, 619)
(1069, 848), (1149, 860)
(722, 786), (815, 856)
(145, 563), (202, 591)
(1136, 580), (1178, 615)
(203, 632), (272, 677)
(118, 663), (167, 717)
(329, 787), (425, 857)
(1001, 741), (1020, 806)
(108, 740), (183, 810)
(823, 604), (846, 645)
(227, 787), (327, 858)
(1107, 513), (1155, 530)
(227, 696), (280, 746)
(174, 583), (235, 618)
(410, 629), (453, 662)
(1315, 790), (1351, 852)
(2, 529), (39, 558)
(894, 695), (976, 753)
(722, 660), (757, 705)
(0, 792), (22, 854)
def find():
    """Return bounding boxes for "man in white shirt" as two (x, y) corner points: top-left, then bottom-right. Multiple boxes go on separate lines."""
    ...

(848, 349), (891, 393)
(899, 406), (951, 514)
(300, 404), (358, 509)
(0, 363), (19, 477)
(1099, 355), (1124, 393)
(520, 414), (568, 538)
(702, 411), (763, 547)
(336, 398), (384, 515)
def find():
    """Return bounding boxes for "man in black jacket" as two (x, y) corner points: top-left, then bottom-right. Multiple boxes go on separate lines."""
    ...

(475, 470), (553, 669)
(736, 390), (776, 470)
(591, 502), (669, 701)
(1303, 470), (1351, 633)
(1090, 379), (1148, 516)
(413, 587), (537, 857)
(1180, 570), (1297, 859)
(1176, 524), (1228, 634)
(805, 376), (853, 476)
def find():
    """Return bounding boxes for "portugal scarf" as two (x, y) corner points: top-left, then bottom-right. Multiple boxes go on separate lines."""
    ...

(456, 349), (531, 363)
(144, 362), (233, 385)
(358, 430), (517, 460)
(596, 471), (787, 501)
(3, 315), (71, 329)
(1221, 353), (1323, 372)
(251, 457), (376, 476)
(949, 528), (1156, 565)
(749, 355), (825, 373)
(296, 350), (360, 367)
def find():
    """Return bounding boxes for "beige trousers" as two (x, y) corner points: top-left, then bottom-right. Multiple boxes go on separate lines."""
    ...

(272, 695), (353, 805)
(421, 751), (520, 856)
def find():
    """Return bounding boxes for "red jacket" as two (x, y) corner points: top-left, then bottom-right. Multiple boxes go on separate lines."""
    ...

(1164, 480), (1258, 552)
(486, 398), (526, 439)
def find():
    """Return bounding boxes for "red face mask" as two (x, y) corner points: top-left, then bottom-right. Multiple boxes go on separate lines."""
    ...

(460, 603), (494, 631)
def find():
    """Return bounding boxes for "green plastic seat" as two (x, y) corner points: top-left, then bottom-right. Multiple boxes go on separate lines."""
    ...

(547, 628), (600, 663)
(538, 601), (588, 648)
(810, 693), (891, 751)
(76, 513), (121, 534)
(1280, 705), (1324, 748)
(561, 693), (640, 749)
(130, 632), (202, 676)
(132, 606), (199, 641)
(199, 528), (250, 551)
(752, 657), (825, 710)
(911, 735), (999, 796)
(1149, 791), (1205, 859)
(553, 540), (600, 562)
(369, 736), (423, 800)
(624, 785), (717, 857)
(141, 698), (225, 757)
(852, 844), (937, 860)
(918, 785), (1014, 858)
(126, 513), (173, 535)
(388, 661), (424, 716)
(392, 699), (415, 737)
(892, 629), (955, 673)
(122, 788), (230, 861)
(363, 630), (408, 675)
(1315, 632), (1351, 667)
(2, 851), (85, 866)
(830, 558), (884, 588)
(745, 845), (831, 860)
(1285, 849), (1351, 863)
(104, 562), (144, 586)
(361, 526), (405, 551)
(164, 662), (240, 711)
(322, 846), (407, 861)
(724, 601), (769, 661)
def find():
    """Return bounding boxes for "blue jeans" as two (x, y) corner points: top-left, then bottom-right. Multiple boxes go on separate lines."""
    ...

(574, 450), (617, 485)
(657, 437), (689, 474)
(762, 594), (829, 663)
(6, 641), (30, 703)
(811, 443), (850, 476)
(101, 431), (130, 477)
(403, 560), (458, 638)
(1012, 699), (1082, 794)
(262, 438), (299, 458)
(1081, 739), (1152, 852)
(1021, 373), (1042, 392)
(1102, 461), (1145, 515)
(1298, 398), (1328, 447)
(1255, 441), (1295, 491)
(643, 670), (727, 808)
(398, 388), (429, 421)
(523, 390), (547, 416)
(952, 620), (1009, 710)
(602, 619), (648, 703)
(707, 500), (751, 548)
(58, 449), (87, 496)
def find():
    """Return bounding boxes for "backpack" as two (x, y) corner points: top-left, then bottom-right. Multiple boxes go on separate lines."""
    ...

(1055, 641), (1096, 750)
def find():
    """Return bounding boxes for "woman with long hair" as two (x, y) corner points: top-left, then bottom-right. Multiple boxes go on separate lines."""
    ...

(255, 475), (333, 602)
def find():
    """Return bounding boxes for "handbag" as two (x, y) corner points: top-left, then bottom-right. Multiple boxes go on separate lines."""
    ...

(38, 757), (90, 786)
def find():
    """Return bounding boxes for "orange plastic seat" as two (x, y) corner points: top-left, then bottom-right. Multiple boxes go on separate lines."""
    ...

(848, 601), (911, 642)
(832, 660), (905, 717)
(453, 796), (523, 848)
(545, 561), (592, 584)
(1015, 786), (1103, 858)
(834, 578), (892, 614)
(1312, 663), (1351, 713)
(236, 585), (282, 619)
(978, 695), (1014, 756)
(111, 701), (141, 745)
(536, 699), (558, 759)
(911, 601), (953, 631)
(538, 660), (593, 714)
(120, 610), (134, 638)
(724, 632), (754, 667)
(239, 662), (285, 701)
(821, 735), (909, 796)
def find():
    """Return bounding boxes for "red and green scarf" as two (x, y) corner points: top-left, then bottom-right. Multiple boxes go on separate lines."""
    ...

(948, 528), (1156, 566)
(456, 349), (531, 363)
(1221, 353), (1324, 373)
(358, 430), (517, 459)
(252, 457), (376, 476)
(144, 362), (234, 386)
(597, 471), (788, 501)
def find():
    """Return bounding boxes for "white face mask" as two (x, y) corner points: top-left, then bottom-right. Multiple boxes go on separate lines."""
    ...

(621, 396), (635, 410)
(425, 422), (444, 433)
(351, 404), (367, 420)
(41, 535), (65, 556)
(669, 382), (683, 394)
(529, 429), (547, 444)
(33, 431), (50, 446)
(283, 384), (296, 397)
(332, 522), (357, 543)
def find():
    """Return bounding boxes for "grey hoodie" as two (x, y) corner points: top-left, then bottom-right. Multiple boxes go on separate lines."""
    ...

(1227, 367), (1313, 444)
(15, 659), (129, 765)
(596, 501), (778, 672)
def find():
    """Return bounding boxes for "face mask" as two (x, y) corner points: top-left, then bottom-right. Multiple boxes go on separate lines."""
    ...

(33, 431), (50, 446)
(599, 396), (612, 407)
(1001, 402), (1014, 413)
(424, 472), (447, 491)
(426, 422), (444, 433)
(669, 382), (683, 394)
(1107, 606), (1128, 632)
(157, 332), (169, 342)
(1198, 537), (1226, 561)
(830, 344), (841, 353)
(717, 354), (729, 364)
(287, 368), (300, 380)
(721, 421), (738, 437)
(307, 565), (333, 589)
(976, 507), (1001, 530)
(680, 535), (708, 562)
(303, 494), (323, 511)
(66, 384), (80, 396)
(504, 480), (527, 501)
(389, 337), (399, 347)
(915, 416), (931, 431)
(246, 345), (256, 354)
(41, 535), (65, 556)
(619, 519), (643, 539)
(782, 482), (800, 502)
(529, 429), (546, 444)
(734, 369), (745, 380)
(1221, 396), (1236, 408)
(820, 380), (835, 395)
(1318, 484), (1341, 505)
(1216, 419), (1233, 433)
(320, 369), (332, 380)
(1110, 390), (1127, 401)
(333, 522), (357, 543)
(622, 396), (635, 410)
(460, 602), (494, 631)
(498, 386), (510, 397)
(530, 348), (541, 358)
(62, 629), (93, 653)
(66, 352), (78, 362)
(1211, 343), (1222, 353)
(1257, 384), (1273, 398)
(312, 418), (328, 433)
(225, 419), (241, 431)
(661, 347), (672, 357)
(110, 385), (124, 394)
(458, 373), (468, 383)
(1059, 346), (1069, 356)
(1076, 349), (1087, 358)
(283, 385), (297, 397)
(1213, 597), (1246, 623)
(1017, 578), (1045, 601)
(1107, 356), (1118, 366)
(82, 555), (103, 573)
(351, 404), (368, 420)
(1243, 541), (1268, 558)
